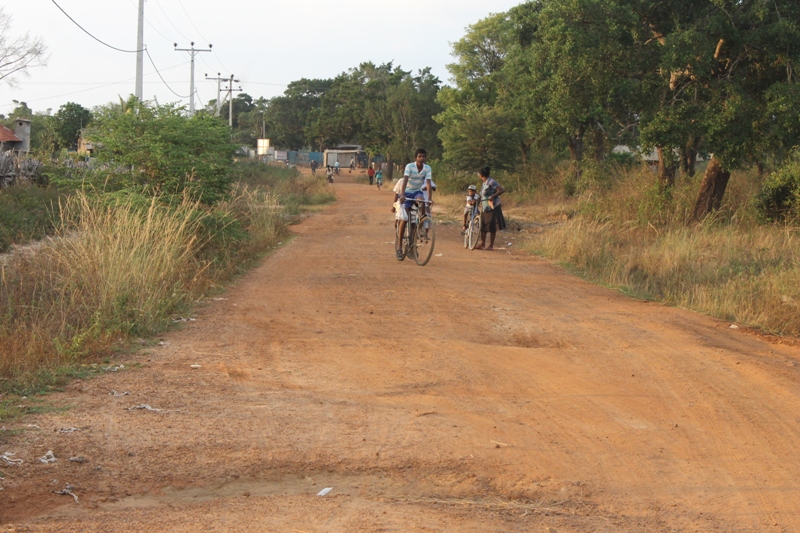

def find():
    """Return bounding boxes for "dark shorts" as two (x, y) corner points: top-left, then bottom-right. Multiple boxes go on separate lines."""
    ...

(480, 205), (506, 233)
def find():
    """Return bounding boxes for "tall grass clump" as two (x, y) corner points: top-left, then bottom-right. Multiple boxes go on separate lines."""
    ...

(525, 163), (800, 335)
(0, 186), (286, 392)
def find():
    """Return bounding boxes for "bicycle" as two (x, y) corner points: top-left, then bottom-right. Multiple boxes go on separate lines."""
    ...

(463, 201), (481, 250)
(395, 198), (436, 266)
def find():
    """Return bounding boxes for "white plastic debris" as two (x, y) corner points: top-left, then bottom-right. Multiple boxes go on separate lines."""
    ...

(435, 253), (443, 257)
(190, 364), (201, 369)
(125, 404), (162, 412)
(39, 450), (57, 463)
(172, 316), (197, 323)
(1, 452), (23, 466)
(109, 390), (130, 397)
(52, 483), (78, 502)
(729, 324), (740, 329)
(57, 427), (80, 434)
(27, 424), (42, 430)
(317, 487), (333, 497)
(68, 457), (86, 463)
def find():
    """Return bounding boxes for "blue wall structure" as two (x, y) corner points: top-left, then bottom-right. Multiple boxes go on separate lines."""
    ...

(287, 151), (324, 166)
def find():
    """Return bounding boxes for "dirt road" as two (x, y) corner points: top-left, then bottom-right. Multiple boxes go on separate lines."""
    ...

(2, 175), (800, 532)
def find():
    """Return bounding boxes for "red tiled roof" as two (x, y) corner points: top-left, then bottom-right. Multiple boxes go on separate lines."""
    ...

(0, 125), (22, 143)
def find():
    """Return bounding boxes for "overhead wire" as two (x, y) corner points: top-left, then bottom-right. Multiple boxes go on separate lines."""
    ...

(145, 49), (190, 98)
(151, 0), (191, 42)
(50, 0), (144, 53)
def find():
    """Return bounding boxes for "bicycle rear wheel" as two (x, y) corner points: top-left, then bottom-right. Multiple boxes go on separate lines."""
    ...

(413, 216), (436, 266)
(468, 214), (481, 250)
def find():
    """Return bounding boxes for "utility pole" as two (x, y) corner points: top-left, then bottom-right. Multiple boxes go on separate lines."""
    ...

(174, 42), (212, 116)
(135, 0), (144, 100)
(223, 74), (243, 127)
(204, 72), (226, 116)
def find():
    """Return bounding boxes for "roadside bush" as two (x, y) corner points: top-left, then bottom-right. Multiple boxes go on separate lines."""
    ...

(755, 157), (800, 223)
(0, 184), (65, 252)
(88, 103), (236, 204)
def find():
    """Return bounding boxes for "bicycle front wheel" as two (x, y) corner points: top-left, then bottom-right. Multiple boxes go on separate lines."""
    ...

(413, 216), (436, 266)
(468, 214), (481, 250)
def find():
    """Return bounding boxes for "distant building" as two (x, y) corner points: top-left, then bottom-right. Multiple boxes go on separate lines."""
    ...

(324, 144), (366, 168)
(0, 118), (33, 154)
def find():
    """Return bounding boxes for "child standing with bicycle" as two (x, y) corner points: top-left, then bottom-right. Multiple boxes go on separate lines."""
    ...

(461, 184), (479, 234)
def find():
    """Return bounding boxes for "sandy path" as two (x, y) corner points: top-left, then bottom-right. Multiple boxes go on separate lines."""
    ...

(1, 175), (799, 532)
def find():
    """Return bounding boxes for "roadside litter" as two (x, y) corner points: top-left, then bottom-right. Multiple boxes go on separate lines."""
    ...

(57, 427), (80, 434)
(172, 316), (197, 323)
(52, 483), (78, 503)
(317, 487), (333, 496)
(103, 365), (125, 372)
(68, 456), (86, 463)
(39, 450), (56, 463)
(125, 404), (162, 412)
(125, 404), (179, 412)
(730, 324), (740, 329)
(1, 452), (23, 466)
(109, 390), (130, 397)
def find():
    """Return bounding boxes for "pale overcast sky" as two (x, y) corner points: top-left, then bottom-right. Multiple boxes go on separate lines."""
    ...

(2, 0), (522, 115)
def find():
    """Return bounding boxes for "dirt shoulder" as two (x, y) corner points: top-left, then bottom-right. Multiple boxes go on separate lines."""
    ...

(1, 175), (799, 532)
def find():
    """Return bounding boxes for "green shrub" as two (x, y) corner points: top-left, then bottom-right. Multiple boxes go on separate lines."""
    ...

(0, 184), (65, 252)
(755, 158), (800, 222)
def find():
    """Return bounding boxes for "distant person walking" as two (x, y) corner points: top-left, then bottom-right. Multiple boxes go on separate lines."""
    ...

(334, 160), (340, 175)
(310, 159), (318, 176)
(475, 166), (505, 251)
(368, 164), (375, 186)
(375, 168), (383, 190)
(349, 157), (355, 172)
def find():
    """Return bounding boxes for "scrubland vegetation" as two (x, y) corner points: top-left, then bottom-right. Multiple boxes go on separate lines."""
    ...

(0, 100), (332, 394)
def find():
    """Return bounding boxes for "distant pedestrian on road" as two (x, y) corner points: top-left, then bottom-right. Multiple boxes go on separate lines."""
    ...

(375, 169), (383, 190)
(350, 157), (355, 172)
(334, 161), (340, 175)
(310, 159), (318, 176)
(368, 164), (375, 186)
(475, 166), (505, 251)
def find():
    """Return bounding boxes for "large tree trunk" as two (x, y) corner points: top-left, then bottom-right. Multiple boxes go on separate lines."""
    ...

(386, 155), (394, 181)
(692, 156), (730, 221)
(681, 135), (699, 177)
(593, 126), (605, 162)
(568, 128), (585, 180)
(657, 147), (676, 188)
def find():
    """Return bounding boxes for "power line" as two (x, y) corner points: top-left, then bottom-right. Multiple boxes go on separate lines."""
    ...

(177, 0), (211, 44)
(151, 0), (191, 41)
(146, 49), (190, 98)
(50, 0), (143, 54)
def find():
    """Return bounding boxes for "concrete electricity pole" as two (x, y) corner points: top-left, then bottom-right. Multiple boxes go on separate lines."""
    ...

(204, 73), (226, 116)
(224, 74), (243, 127)
(135, 0), (144, 100)
(174, 42), (212, 116)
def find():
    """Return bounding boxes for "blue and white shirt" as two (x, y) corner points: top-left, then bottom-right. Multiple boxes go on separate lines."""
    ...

(403, 162), (433, 193)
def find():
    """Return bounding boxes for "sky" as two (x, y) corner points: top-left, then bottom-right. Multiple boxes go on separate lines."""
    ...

(2, 0), (523, 116)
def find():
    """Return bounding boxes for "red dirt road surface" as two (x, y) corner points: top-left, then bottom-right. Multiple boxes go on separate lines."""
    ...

(2, 175), (800, 532)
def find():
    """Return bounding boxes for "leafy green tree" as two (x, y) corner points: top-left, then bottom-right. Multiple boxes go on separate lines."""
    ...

(53, 102), (92, 151)
(89, 101), (235, 204)
(437, 102), (523, 171)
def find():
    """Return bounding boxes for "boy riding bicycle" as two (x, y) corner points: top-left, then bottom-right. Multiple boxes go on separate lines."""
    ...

(393, 148), (432, 261)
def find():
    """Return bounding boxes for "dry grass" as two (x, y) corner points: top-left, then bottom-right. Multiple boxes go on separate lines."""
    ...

(0, 187), (285, 391)
(524, 164), (800, 335)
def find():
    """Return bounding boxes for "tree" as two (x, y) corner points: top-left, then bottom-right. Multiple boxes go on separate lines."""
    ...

(0, 8), (47, 86)
(89, 101), (235, 204)
(437, 103), (523, 171)
(53, 102), (92, 151)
